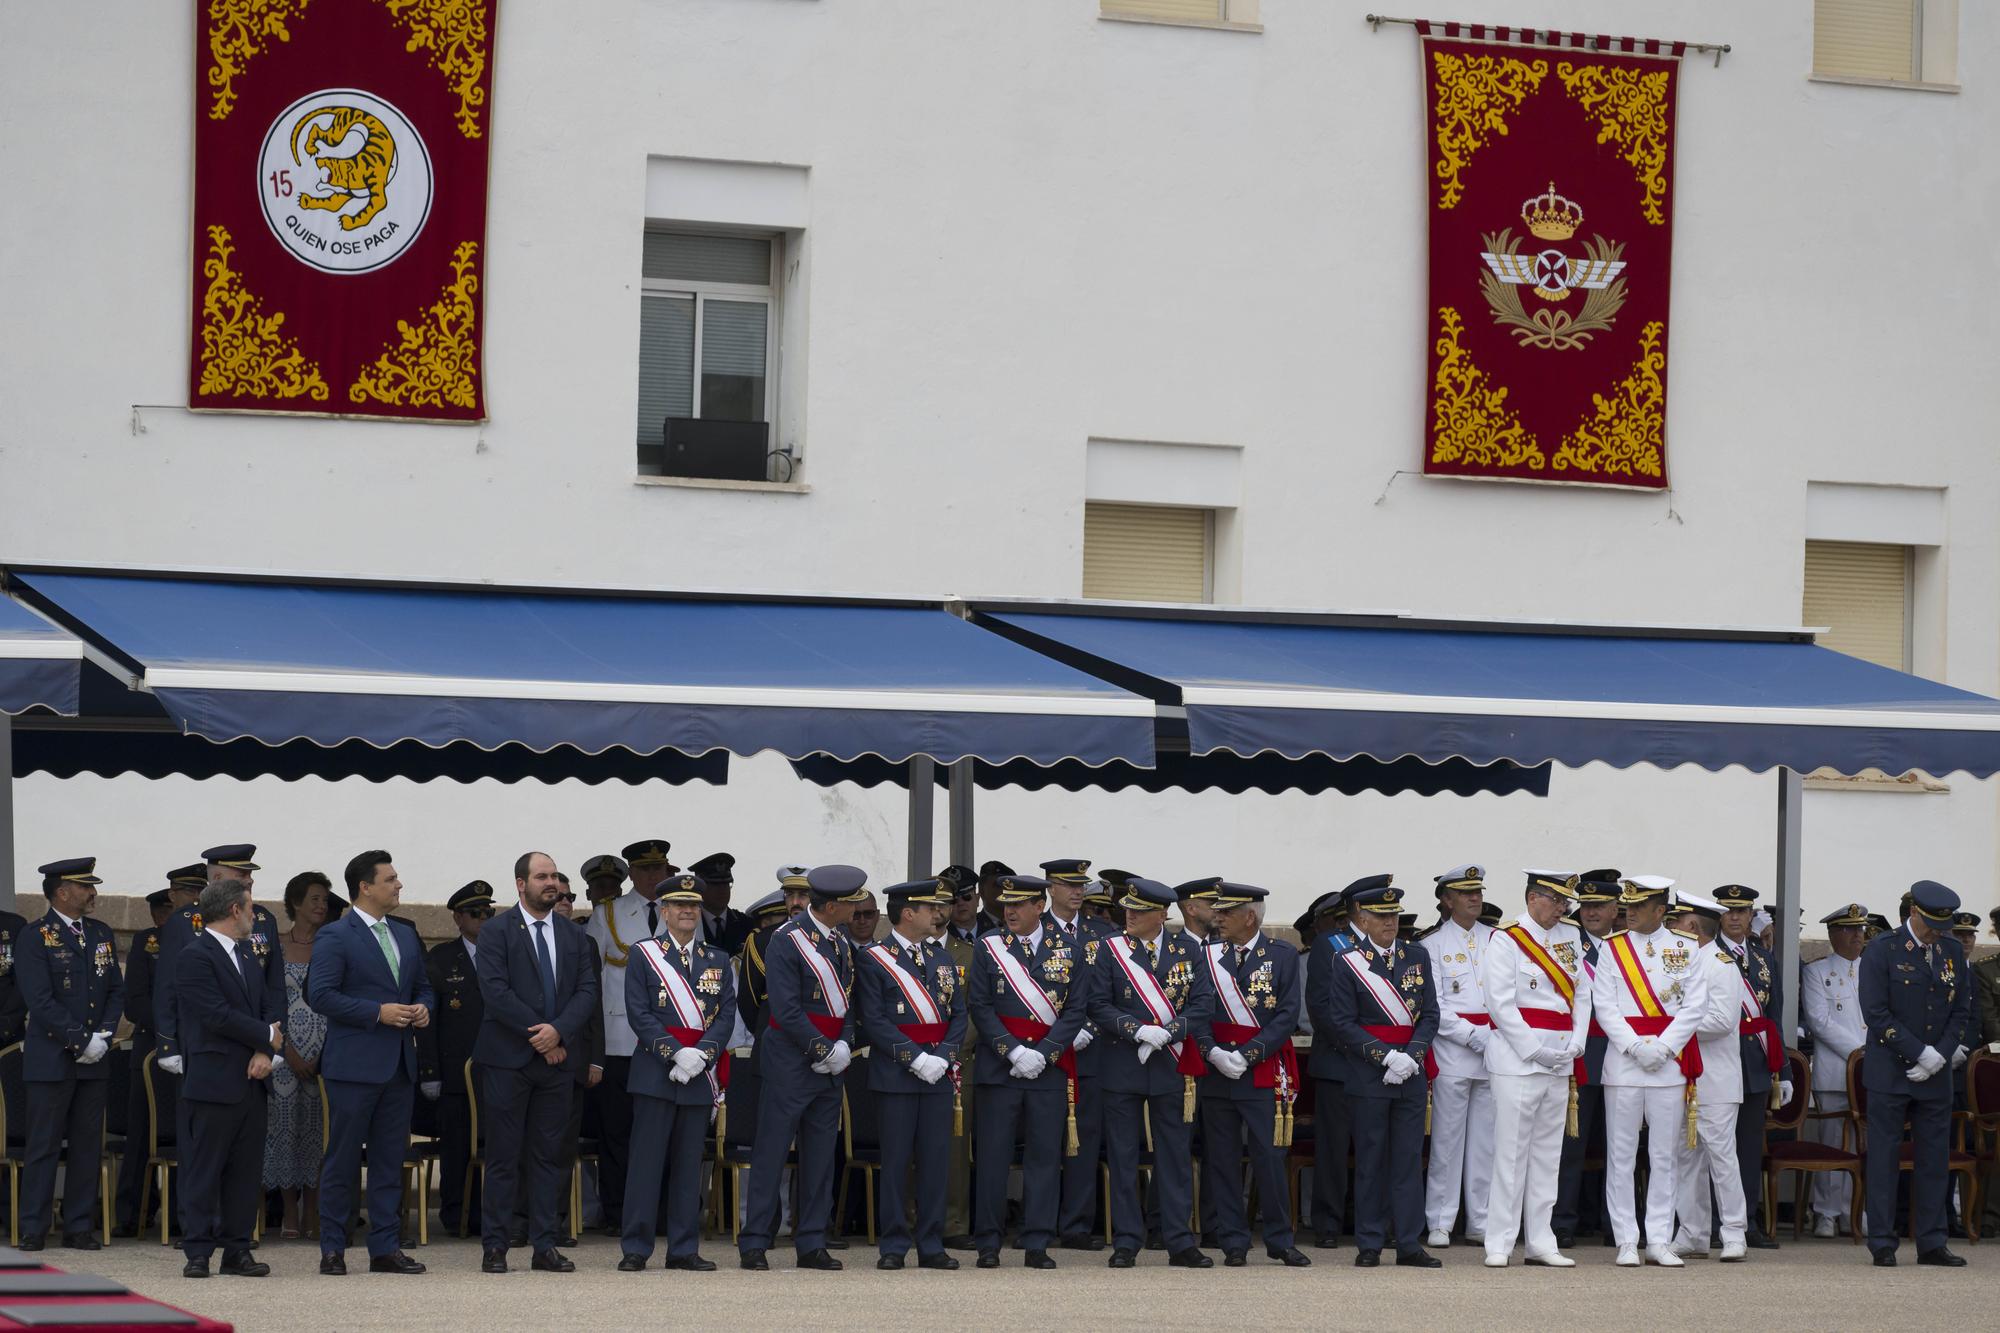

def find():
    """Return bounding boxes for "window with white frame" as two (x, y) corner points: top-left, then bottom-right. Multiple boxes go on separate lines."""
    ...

(635, 229), (779, 479)
(1803, 539), (1912, 671)
(1812, 0), (1957, 86)
(1100, 0), (1261, 32)
(1083, 502), (1213, 603)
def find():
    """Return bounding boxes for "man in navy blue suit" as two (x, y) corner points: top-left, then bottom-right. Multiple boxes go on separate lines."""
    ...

(306, 850), (433, 1276)
(474, 851), (599, 1275)
(175, 876), (279, 1279)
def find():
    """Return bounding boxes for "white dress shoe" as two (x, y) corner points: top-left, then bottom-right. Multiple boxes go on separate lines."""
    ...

(1645, 1244), (1685, 1267)
(1426, 1229), (1451, 1248)
(1719, 1239), (1747, 1262)
(1483, 1252), (1509, 1268)
(1524, 1250), (1576, 1268)
(1668, 1238), (1708, 1260)
(1615, 1245), (1641, 1267)
(1811, 1215), (1837, 1240)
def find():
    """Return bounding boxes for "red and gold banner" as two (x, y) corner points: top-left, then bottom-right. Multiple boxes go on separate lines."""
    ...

(189, 0), (495, 422)
(1418, 23), (1681, 488)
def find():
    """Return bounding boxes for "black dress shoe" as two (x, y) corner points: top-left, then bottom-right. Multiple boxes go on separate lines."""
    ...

(1169, 1247), (1213, 1269)
(976, 1250), (1000, 1269)
(15, 1236), (42, 1253)
(369, 1251), (426, 1275)
(507, 1229), (529, 1248)
(825, 1236), (849, 1249)
(796, 1248), (842, 1271)
(1201, 1231), (1221, 1248)
(1108, 1248), (1136, 1269)
(1270, 1246), (1312, 1268)
(532, 1249), (575, 1273)
(1871, 1248), (1897, 1267)
(918, 1252), (959, 1271)
(739, 1249), (769, 1271)
(1745, 1230), (1780, 1251)
(1223, 1249), (1247, 1267)
(219, 1253), (269, 1278)
(320, 1252), (347, 1276)
(1355, 1248), (1380, 1267)
(182, 1259), (210, 1279)
(61, 1233), (101, 1251)
(618, 1254), (648, 1272)
(1144, 1231), (1167, 1252)
(553, 1233), (579, 1248)
(1059, 1232), (1103, 1251)
(1314, 1232), (1340, 1250)
(942, 1233), (975, 1251)
(1024, 1249), (1057, 1270)
(1396, 1248), (1442, 1269)
(877, 1253), (905, 1270)
(1554, 1230), (1575, 1249)
(1917, 1247), (1967, 1267)
(663, 1253), (716, 1271)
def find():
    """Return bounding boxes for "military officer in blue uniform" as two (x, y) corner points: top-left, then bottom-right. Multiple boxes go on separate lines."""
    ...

(1197, 883), (1310, 1267)
(155, 845), (286, 1075)
(1321, 876), (1441, 1268)
(967, 874), (1087, 1269)
(14, 857), (126, 1250)
(737, 868), (811, 1036)
(1712, 883), (1786, 1248)
(620, 874), (735, 1271)
(739, 864), (867, 1271)
(113, 871), (199, 1236)
(1303, 884), (1361, 1248)
(1553, 868), (1617, 1247)
(1041, 858), (1117, 1251)
(1086, 876), (1215, 1269)
(417, 880), (492, 1234)
(856, 879), (968, 1270)
(1860, 879), (1973, 1266)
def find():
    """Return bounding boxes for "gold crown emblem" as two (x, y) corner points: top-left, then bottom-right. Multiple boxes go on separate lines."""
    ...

(1521, 181), (1583, 241)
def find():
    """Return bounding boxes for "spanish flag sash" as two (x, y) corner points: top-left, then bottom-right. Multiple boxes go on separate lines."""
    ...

(1504, 924), (1576, 1008)
(1605, 933), (1701, 1082)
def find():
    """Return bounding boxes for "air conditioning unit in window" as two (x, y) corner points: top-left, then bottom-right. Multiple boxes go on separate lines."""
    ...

(660, 417), (771, 482)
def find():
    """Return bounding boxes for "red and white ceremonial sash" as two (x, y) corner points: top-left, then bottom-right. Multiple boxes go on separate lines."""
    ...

(867, 943), (944, 1030)
(984, 936), (1058, 1025)
(1205, 942), (1258, 1028)
(1110, 937), (1205, 1078)
(1341, 949), (1437, 1080)
(1204, 942), (1297, 1093)
(637, 939), (729, 1103)
(1728, 947), (1784, 1074)
(789, 927), (848, 1018)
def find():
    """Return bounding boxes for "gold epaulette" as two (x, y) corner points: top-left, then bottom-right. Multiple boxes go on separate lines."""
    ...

(1668, 928), (1699, 941)
(600, 899), (631, 968)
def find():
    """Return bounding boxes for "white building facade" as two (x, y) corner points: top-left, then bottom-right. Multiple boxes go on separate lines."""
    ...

(2, 1), (1993, 930)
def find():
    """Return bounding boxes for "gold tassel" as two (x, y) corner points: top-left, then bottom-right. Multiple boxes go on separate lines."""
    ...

(953, 1085), (964, 1138)
(1183, 1075), (1196, 1123)
(1143, 1101), (1153, 1153)
(1425, 1088), (1433, 1137)
(1566, 1076), (1580, 1139)
(1066, 1077), (1080, 1158)
(1685, 1085), (1699, 1151)
(1768, 1080), (1783, 1113)
(1273, 1100), (1286, 1148)
(714, 1098), (726, 1146)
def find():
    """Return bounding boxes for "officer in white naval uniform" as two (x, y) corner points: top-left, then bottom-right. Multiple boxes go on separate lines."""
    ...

(1666, 890), (1750, 1262)
(1479, 870), (1591, 1268)
(1421, 864), (1496, 1248)
(1591, 874), (1712, 1268)
(1801, 902), (1868, 1236)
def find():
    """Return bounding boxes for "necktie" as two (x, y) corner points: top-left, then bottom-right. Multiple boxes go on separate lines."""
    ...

(679, 944), (692, 974)
(371, 921), (401, 985)
(66, 920), (83, 947)
(647, 901), (659, 938)
(1234, 945), (1249, 970)
(532, 920), (558, 1016)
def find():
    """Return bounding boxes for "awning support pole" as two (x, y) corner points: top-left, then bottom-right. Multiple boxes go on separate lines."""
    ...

(948, 759), (975, 871)
(0, 715), (13, 912)
(907, 757), (936, 881)
(1775, 765), (1803, 1043)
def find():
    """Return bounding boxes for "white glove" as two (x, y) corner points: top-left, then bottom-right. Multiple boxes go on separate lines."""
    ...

(1529, 1042), (1568, 1069)
(910, 1052), (948, 1084)
(1383, 1049), (1419, 1081)
(1778, 1080), (1794, 1105)
(157, 1054), (184, 1075)
(1907, 1063), (1932, 1084)
(672, 1046), (709, 1081)
(1382, 1064), (1411, 1086)
(1135, 1024), (1170, 1050)
(1951, 1045), (1968, 1070)
(1915, 1045), (1946, 1078)
(1208, 1048), (1249, 1079)
(824, 1040), (852, 1076)
(1466, 1026), (1490, 1054)
(1630, 1039), (1667, 1073)
(1072, 1028), (1094, 1053)
(419, 1080), (442, 1101)
(1009, 1046), (1048, 1079)
(1565, 1036), (1587, 1060)
(77, 1034), (109, 1065)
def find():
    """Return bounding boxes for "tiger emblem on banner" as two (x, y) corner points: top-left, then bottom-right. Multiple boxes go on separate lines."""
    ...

(257, 87), (433, 276)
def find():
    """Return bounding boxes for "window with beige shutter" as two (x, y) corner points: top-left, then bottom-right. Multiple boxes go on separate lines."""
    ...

(1813, 0), (1943, 83)
(1100, 1), (1261, 31)
(1083, 502), (1212, 603)
(1802, 540), (1911, 670)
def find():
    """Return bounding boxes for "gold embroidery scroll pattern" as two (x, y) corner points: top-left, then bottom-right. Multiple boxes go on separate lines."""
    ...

(348, 240), (481, 409)
(197, 225), (331, 402)
(377, 0), (491, 138)
(206, 0), (314, 121)
(1430, 51), (1549, 210)
(1557, 61), (1673, 226)
(1429, 308), (1546, 471)
(1550, 320), (1666, 477)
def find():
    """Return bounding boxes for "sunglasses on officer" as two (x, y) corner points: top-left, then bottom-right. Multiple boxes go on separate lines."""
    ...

(555, 892), (576, 905)
(456, 904), (494, 920)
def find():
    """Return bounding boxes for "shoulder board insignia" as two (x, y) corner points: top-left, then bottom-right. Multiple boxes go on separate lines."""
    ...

(145, 936), (160, 954)
(1413, 922), (1442, 941)
(1668, 928), (1698, 941)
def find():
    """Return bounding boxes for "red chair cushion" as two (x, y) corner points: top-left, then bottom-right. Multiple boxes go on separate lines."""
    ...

(1767, 1140), (1857, 1165)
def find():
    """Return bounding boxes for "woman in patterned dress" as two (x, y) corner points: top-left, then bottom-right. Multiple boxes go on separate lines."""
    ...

(266, 871), (332, 1238)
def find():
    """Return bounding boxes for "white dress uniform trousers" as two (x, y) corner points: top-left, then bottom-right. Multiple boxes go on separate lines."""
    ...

(1801, 953), (1865, 1225)
(1673, 941), (1747, 1252)
(1424, 919), (1495, 1237)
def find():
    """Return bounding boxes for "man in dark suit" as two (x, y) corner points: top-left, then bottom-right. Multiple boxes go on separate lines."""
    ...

(1085, 876), (1214, 1270)
(114, 870), (199, 1236)
(620, 874), (735, 1271)
(306, 850), (432, 1276)
(13, 857), (124, 1251)
(689, 853), (753, 956)
(1197, 884), (1310, 1267)
(473, 851), (598, 1275)
(418, 880), (492, 1234)
(175, 876), (279, 1279)
(1860, 878), (1973, 1267)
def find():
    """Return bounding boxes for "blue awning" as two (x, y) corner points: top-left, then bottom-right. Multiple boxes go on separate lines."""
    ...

(980, 609), (2000, 778)
(791, 751), (1550, 798)
(8, 573), (1153, 767)
(0, 595), (81, 717)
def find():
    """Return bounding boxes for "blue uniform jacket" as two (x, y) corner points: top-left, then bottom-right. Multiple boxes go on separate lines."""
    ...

(967, 927), (1086, 1089)
(1322, 937), (1438, 1100)
(154, 902), (284, 1062)
(471, 905), (597, 1075)
(14, 909), (125, 1082)
(1722, 936), (1782, 1095)
(1304, 931), (1364, 1082)
(758, 912), (856, 1088)
(625, 936), (736, 1105)
(174, 931), (277, 1105)
(855, 934), (968, 1095)
(1580, 934), (1610, 1083)
(1084, 929), (1215, 1097)
(1198, 936), (1301, 1101)
(1042, 912), (1114, 1077)
(307, 909), (435, 1084)
(1859, 923), (1971, 1100)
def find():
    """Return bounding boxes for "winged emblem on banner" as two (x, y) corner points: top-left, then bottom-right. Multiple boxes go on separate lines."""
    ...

(1477, 182), (1628, 351)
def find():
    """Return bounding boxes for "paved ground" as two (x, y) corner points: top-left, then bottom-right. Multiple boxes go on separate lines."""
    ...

(71, 1232), (1994, 1331)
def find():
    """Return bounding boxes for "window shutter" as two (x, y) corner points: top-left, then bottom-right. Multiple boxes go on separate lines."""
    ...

(642, 232), (772, 285)
(635, 294), (695, 445)
(1083, 503), (1211, 603)
(1102, 0), (1228, 22)
(1803, 540), (1910, 670)
(1813, 0), (1918, 80)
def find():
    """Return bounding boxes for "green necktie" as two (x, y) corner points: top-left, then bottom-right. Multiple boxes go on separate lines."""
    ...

(372, 921), (401, 985)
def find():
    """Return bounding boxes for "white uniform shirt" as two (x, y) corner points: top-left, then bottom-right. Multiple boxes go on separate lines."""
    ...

(1482, 915), (1592, 1078)
(583, 890), (670, 1057)
(1424, 918), (1496, 1079)
(1592, 925), (1717, 1089)
(1801, 952), (1866, 1093)
(1689, 939), (1744, 1106)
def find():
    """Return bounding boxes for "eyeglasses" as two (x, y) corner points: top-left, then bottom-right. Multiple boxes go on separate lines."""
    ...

(555, 893), (576, 905)
(460, 906), (494, 920)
